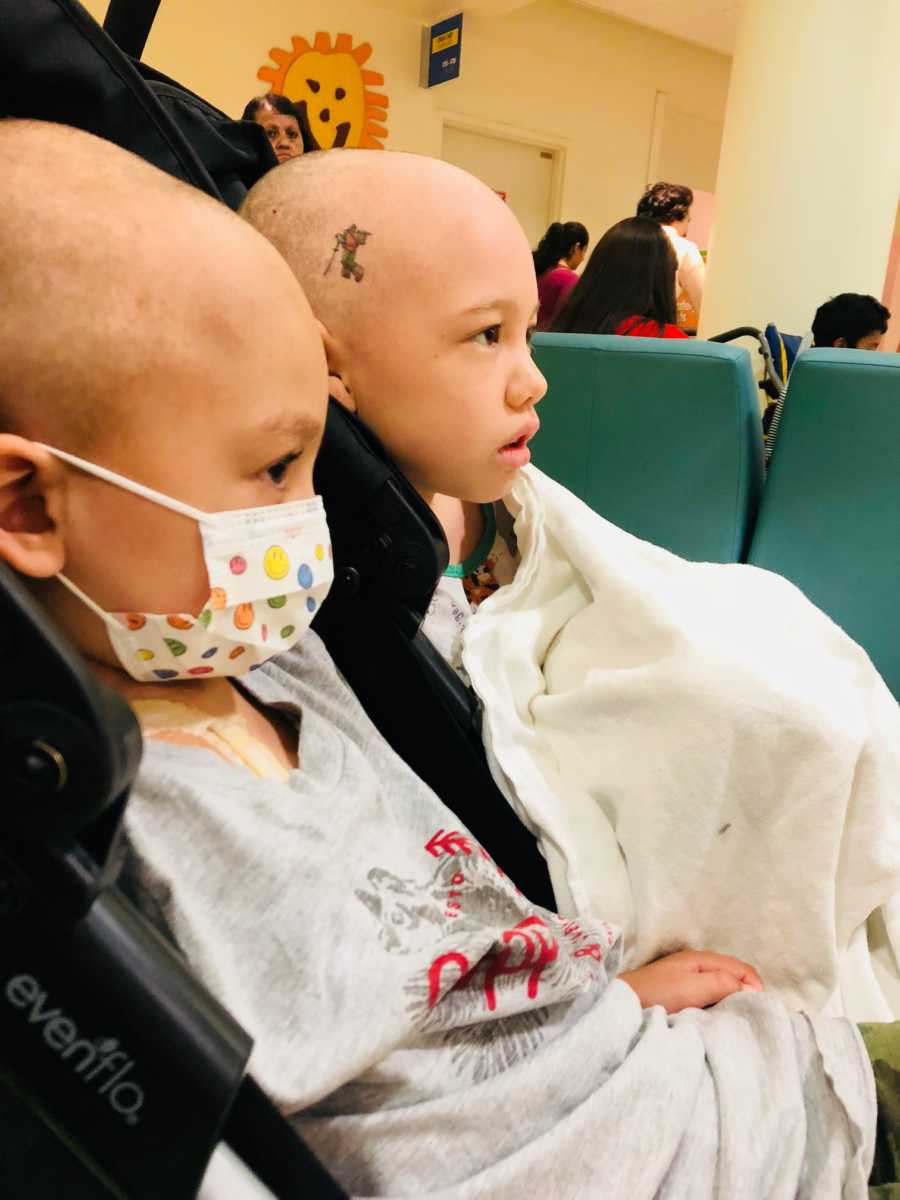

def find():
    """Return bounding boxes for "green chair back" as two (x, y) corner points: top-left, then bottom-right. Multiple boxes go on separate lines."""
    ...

(530, 333), (764, 562)
(748, 348), (900, 700)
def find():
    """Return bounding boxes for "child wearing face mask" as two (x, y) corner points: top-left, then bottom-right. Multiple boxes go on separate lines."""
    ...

(242, 148), (900, 1026)
(8, 121), (900, 1200)
(40, 441), (331, 780)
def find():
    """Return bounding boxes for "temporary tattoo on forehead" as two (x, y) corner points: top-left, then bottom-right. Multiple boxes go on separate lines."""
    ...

(325, 223), (372, 283)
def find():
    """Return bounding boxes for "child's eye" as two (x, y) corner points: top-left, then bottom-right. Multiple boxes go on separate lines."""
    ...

(264, 450), (301, 487)
(473, 325), (501, 348)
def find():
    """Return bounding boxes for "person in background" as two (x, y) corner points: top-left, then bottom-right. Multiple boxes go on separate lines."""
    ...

(553, 216), (687, 339)
(637, 181), (705, 318)
(241, 92), (313, 164)
(812, 292), (891, 350)
(533, 220), (589, 328)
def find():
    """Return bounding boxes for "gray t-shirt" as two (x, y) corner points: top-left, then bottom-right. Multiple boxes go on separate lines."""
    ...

(124, 633), (875, 1198)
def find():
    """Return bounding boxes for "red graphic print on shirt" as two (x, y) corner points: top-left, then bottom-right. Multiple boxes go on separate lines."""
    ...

(425, 829), (474, 858)
(426, 915), (559, 1011)
(357, 828), (614, 1011)
(354, 827), (621, 1079)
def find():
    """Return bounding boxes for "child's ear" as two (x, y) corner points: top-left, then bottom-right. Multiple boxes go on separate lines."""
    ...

(316, 319), (357, 412)
(0, 437), (68, 579)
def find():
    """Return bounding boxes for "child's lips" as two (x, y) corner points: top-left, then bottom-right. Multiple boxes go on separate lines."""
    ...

(498, 418), (540, 467)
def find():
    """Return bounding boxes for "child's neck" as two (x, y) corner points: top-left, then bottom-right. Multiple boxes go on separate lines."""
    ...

(88, 659), (299, 770)
(430, 494), (486, 566)
(91, 659), (234, 712)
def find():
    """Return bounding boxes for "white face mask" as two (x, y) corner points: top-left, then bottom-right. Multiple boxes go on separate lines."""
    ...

(42, 445), (333, 683)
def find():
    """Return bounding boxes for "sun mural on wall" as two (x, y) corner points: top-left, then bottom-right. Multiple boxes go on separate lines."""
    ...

(257, 33), (389, 151)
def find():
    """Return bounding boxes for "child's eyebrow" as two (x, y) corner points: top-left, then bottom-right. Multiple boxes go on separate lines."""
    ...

(459, 300), (541, 320)
(252, 412), (323, 443)
(458, 298), (542, 319)
(458, 300), (508, 317)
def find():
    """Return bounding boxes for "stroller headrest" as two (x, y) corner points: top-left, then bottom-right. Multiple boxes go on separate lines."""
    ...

(313, 400), (449, 638)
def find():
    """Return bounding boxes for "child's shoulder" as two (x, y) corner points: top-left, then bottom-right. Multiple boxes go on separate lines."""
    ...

(255, 630), (353, 712)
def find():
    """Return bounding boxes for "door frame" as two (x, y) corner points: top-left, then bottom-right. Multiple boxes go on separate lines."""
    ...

(439, 110), (568, 228)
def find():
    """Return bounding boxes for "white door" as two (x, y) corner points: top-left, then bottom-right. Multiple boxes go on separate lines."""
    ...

(441, 124), (556, 250)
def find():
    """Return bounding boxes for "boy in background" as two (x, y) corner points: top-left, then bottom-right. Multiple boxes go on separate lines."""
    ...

(812, 293), (891, 350)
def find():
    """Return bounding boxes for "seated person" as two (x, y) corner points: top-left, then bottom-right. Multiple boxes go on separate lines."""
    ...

(241, 91), (312, 164)
(532, 220), (589, 329)
(812, 293), (891, 350)
(551, 216), (688, 339)
(243, 150), (900, 1021)
(0, 119), (888, 1198)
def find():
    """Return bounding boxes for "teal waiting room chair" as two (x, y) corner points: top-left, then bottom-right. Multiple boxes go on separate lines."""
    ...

(530, 334), (765, 562)
(748, 348), (900, 701)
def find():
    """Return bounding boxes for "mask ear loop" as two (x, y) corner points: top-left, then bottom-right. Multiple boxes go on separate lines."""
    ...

(55, 572), (117, 623)
(38, 444), (215, 620)
(40, 444), (327, 528)
(36, 444), (213, 524)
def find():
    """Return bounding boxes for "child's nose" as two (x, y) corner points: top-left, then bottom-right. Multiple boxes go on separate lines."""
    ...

(509, 352), (547, 410)
(529, 356), (548, 406)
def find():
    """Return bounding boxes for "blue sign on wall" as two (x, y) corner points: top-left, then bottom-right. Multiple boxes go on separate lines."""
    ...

(421, 13), (463, 88)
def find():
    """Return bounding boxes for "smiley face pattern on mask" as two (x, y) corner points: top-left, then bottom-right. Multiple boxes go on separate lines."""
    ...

(104, 500), (334, 682)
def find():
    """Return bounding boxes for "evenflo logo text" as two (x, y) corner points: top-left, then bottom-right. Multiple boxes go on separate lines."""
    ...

(5, 973), (145, 1125)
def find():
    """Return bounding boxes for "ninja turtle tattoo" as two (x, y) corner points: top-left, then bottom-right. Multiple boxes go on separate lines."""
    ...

(325, 223), (372, 282)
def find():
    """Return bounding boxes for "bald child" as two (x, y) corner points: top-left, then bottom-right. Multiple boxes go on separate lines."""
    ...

(1, 123), (886, 1196)
(242, 150), (900, 1022)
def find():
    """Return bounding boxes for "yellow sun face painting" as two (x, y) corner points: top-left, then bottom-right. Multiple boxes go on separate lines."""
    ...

(257, 33), (389, 151)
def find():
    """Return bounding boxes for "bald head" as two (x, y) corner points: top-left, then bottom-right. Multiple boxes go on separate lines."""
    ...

(241, 150), (531, 351)
(241, 149), (545, 505)
(0, 120), (308, 451)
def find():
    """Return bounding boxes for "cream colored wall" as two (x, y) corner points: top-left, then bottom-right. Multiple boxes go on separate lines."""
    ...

(699, 0), (900, 338)
(79, 0), (730, 250)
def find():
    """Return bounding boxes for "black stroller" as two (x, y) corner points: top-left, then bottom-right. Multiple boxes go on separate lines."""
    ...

(709, 323), (805, 462)
(0, 2), (553, 1195)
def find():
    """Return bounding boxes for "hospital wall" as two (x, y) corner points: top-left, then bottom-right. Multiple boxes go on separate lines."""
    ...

(882, 204), (900, 353)
(79, 0), (731, 251)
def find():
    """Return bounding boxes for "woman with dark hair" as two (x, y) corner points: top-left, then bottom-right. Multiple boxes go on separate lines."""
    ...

(553, 217), (688, 339)
(241, 93), (314, 164)
(636, 181), (705, 318)
(533, 220), (590, 329)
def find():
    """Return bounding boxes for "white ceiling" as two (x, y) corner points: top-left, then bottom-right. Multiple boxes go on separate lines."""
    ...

(376, 0), (537, 17)
(571, 0), (740, 55)
(376, 0), (741, 56)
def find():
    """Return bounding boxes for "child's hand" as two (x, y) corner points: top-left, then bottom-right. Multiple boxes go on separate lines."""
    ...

(619, 949), (764, 1014)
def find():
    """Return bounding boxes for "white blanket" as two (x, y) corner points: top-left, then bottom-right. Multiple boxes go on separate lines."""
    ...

(460, 466), (900, 1020)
